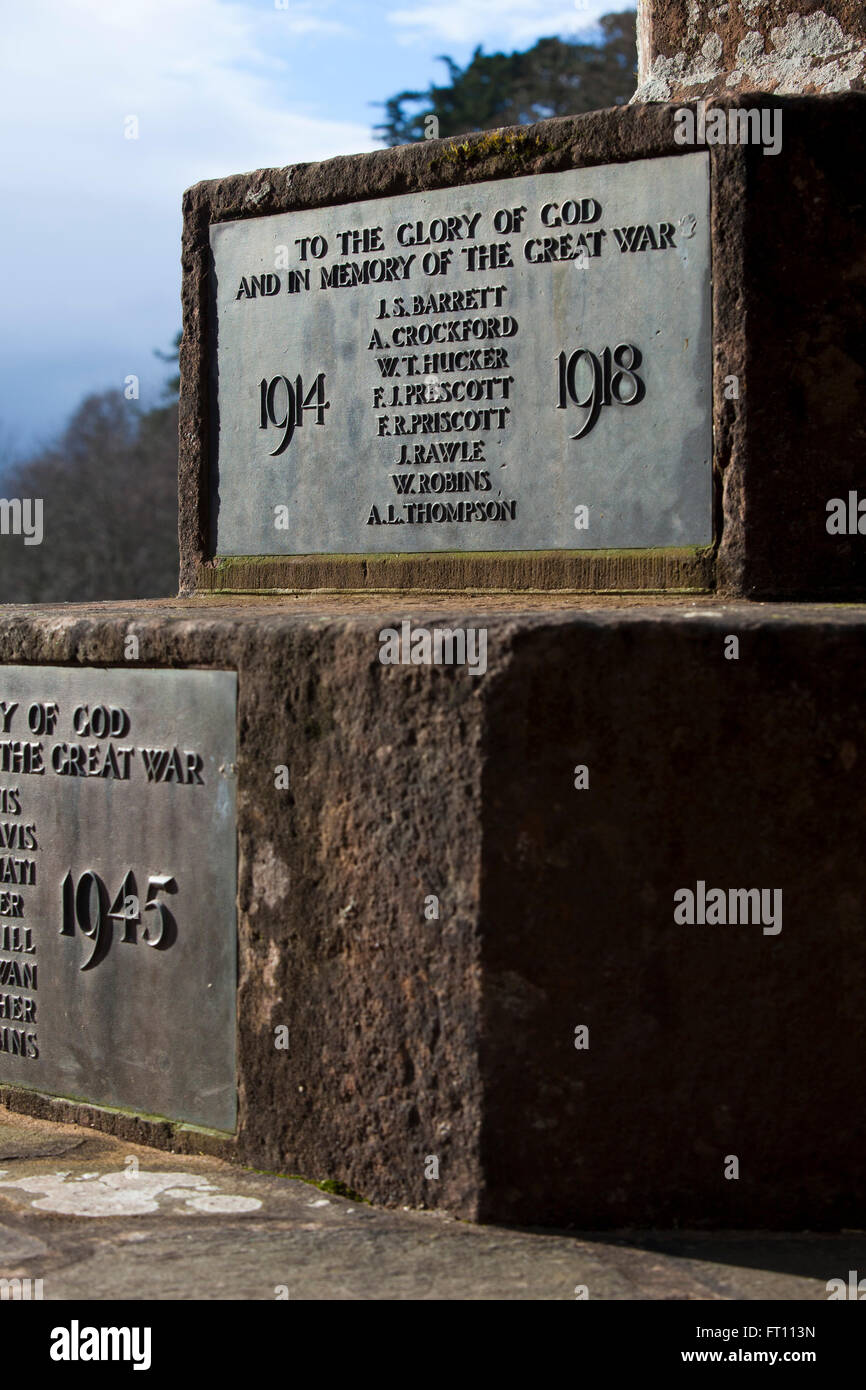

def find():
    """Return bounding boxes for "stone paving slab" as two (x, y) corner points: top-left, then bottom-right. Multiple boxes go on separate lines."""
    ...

(0, 1108), (862, 1301)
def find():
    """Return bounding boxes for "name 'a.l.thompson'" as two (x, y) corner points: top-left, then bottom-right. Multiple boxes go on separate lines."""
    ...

(674, 881), (782, 935)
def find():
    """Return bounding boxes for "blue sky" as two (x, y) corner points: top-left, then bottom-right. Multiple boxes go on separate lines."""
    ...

(0, 0), (619, 458)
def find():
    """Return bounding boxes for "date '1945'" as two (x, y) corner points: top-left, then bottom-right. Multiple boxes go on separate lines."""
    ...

(60, 869), (177, 970)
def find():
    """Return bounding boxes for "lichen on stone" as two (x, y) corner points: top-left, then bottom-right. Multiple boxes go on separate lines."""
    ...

(632, 5), (866, 101)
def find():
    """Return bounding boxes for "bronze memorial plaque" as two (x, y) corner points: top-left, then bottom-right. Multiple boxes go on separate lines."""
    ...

(208, 152), (712, 558)
(0, 666), (237, 1131)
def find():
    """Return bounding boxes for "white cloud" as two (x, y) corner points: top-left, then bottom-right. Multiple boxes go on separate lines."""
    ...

(387, 0), (612, 47)
(2, 0), (373, 192)
(271, 0), (355, 37)
(0, 0), (376, 440)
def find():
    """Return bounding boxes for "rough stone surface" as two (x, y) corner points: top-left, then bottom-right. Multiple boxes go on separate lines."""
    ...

(713, 94), (866, 599)
(3, 1108), (859, 1300)
(181, 96), (866, 600)
(635, 0), (866, 100)
(0, 596), (865, 1227)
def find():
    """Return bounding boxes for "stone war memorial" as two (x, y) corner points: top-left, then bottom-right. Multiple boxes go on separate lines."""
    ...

(2, 0), (866, 1239)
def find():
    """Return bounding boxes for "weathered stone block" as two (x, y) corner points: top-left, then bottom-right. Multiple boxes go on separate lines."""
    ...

(1, 597), (865, 1227)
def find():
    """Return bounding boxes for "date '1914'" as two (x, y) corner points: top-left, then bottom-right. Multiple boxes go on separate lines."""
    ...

(258, 372), (330, 456)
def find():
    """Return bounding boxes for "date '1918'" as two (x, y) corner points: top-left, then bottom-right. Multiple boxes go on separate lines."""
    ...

(60, 869), (177, 970)
(556, 344), (645, 439)
(258, 372), (330, 456)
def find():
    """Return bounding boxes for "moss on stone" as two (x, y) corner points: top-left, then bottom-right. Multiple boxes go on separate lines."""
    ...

(316, 1178), (368, 1202)
(429, 126), (574, 177)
